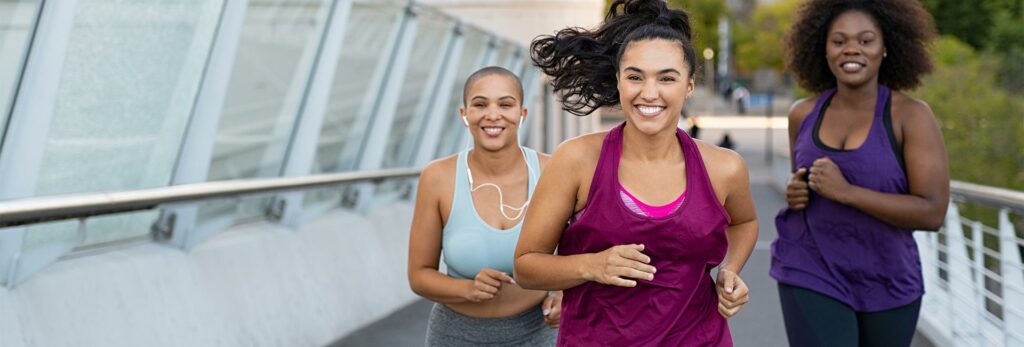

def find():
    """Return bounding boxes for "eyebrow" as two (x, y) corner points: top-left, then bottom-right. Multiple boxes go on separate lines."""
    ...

(470, 95), (518, 102)
(830, 30), (877, 36)
(624, 66), (682, 75)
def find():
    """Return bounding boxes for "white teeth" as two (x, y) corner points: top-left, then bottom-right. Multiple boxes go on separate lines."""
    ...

(636, 106), (665, 116)
(842, 62), (863, 68)
(482, 127), (503, 136)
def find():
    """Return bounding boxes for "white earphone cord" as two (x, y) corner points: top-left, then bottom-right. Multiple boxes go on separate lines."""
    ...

(464, 115), (535, 221)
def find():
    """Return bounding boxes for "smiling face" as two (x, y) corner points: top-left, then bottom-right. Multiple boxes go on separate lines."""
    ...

(459, 74), (527, 152)
(617, 39), (694, 136)
(826, 10), (885, 88)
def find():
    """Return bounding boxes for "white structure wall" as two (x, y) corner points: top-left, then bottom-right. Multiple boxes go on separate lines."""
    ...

(0, 202), (415, 347)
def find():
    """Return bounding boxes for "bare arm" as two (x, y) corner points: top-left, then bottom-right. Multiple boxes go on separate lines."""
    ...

(514, 141), (593, 290)
(720, 152), (758, 274)
(809, 100), (950, 230)
(786, 100), (814, 210)
(406, 162), (477, 303)
(514, 139), (655, 290)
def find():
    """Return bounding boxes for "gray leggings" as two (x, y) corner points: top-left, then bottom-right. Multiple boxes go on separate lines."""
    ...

(425, 303), (557, 346)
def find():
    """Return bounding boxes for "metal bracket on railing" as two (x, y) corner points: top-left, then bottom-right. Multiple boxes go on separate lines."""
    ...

(267, 198), (286, 221)
(152, 212), (176, 241)
(400, 179), (415, 200)
(341, 185), (360, 209)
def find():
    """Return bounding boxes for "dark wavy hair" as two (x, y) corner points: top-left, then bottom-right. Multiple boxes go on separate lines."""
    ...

(531, 0), (696, 116)
(785, 0), (937, 93)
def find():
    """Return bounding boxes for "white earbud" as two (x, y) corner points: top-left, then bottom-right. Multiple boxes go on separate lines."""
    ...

(462, 116), (469, 127)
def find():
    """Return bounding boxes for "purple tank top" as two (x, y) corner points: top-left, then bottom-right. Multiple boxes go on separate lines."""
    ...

(558, 124), (732, 346)
(770, 85), (923, 312)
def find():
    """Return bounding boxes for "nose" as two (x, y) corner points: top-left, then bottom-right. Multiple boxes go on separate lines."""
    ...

(640, 80), (658, 102)
(483, 104), (503, 121)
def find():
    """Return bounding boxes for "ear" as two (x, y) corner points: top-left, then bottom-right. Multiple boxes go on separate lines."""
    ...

(686, 78), (696, 98)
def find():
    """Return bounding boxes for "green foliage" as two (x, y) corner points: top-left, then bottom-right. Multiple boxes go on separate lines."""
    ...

(667, 0), (728, 69)
(912, 37), (1024, 191)
(603, 0), (728, 69)
(922, 0), (996, 49)
(732, 0), (798, 74)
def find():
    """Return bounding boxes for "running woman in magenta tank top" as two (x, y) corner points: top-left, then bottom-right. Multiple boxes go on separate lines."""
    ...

(513, 1), (759, 345)
(772, 1), (949, 346)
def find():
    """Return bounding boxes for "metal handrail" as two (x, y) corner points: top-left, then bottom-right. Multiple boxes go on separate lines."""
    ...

(0, 167), (420, 228)
(950, 180), (1024, 211)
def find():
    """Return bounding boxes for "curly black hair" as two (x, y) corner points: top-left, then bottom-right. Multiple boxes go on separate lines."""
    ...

(530, 0), (696, 116)
(785, 0), (937, 93)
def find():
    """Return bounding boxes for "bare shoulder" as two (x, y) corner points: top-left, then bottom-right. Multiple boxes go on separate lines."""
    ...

(420, 154), (457, 190)
(694, 139), (748, 180)
(788, 97), (817, 126)
(891, 91), (936, 123)
(550, 131), (608, 167)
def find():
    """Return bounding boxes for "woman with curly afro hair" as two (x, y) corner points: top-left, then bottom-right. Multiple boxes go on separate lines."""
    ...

(770, 0), (950, 346)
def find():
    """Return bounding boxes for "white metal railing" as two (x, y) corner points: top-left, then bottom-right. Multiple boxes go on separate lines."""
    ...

(0, 167), (420, 228)
(917, 184), (1024, 347)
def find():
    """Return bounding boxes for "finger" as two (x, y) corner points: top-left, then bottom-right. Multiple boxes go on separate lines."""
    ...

(542, 297), (555, 315)
(480, 268), (509, 282)
(720, 272), (735, 294)
(735, 279), (749, 296)
(616, 266), (655, 281)
(474, 281), (500, 295)
(476, 292), (495, 301)
(621, 248), (652, 264)
(495, 272), (514, 283)
(718, 302), (731, 318)
(791, 167), (807, 180)
(609, 276), (637, 287)
(476, 275), (502, 288)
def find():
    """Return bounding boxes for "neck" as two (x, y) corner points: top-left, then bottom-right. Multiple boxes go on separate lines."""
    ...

(467, 144), (525, 177)
(621, 123), (682, 163)
(833, 79), (879, 110)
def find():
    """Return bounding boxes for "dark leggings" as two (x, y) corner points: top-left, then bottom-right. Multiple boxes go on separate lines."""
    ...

(778, 283), (921, 347)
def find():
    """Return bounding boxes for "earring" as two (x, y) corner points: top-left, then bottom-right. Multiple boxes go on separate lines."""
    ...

(462, 116), (469, 127)
(883, 52), (888, 58)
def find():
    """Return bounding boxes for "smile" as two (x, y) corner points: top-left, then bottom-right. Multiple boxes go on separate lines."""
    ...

(635, 105), (665, 117)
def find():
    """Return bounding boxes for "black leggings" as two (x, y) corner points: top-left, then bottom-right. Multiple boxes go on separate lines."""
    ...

(778, 283), (922, 347)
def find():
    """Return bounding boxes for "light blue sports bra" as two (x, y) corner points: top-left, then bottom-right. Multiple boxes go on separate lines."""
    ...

(442, 147), (540, 279)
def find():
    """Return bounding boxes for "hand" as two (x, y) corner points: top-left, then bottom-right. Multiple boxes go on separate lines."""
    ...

(583, 244), (656, 287)
(808, 157), (852, 203)
(463, 268), (514, 303)
(542, 291), (563, 328)
(716, 269), (749, 319)
(786, 167), (810, 210)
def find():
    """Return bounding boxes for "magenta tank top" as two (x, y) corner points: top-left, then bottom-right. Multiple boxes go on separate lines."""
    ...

(557, 123), (733, 346)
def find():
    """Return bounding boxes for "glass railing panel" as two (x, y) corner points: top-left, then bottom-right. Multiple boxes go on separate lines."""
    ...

(0, 0), (42, 144)
(23, 0), (224, 249)
(434, 26), (489, 158)
(198, 0), (332, 225)
(304, 0), (405, 207)
(382, 9), (454, 169)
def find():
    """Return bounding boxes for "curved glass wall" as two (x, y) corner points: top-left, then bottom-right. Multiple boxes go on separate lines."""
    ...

(304, 0), (405, 207)
(199, 0), (332, 225)
(25, 0), (224, 248)
(0, 0), (42, 143)
(382, 9), (453, 169)
(434, 27), (489, 158)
